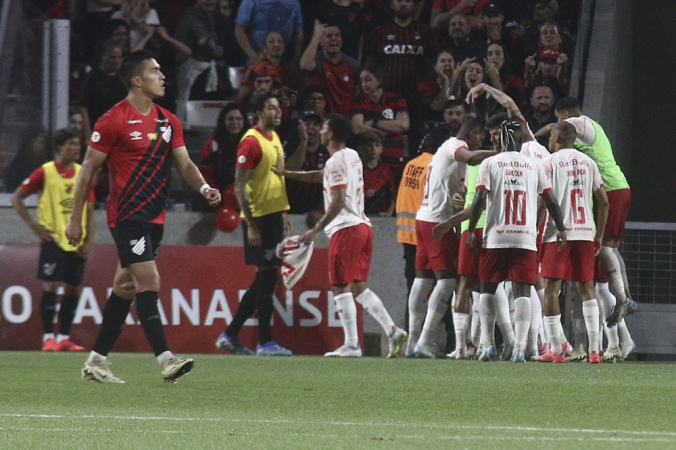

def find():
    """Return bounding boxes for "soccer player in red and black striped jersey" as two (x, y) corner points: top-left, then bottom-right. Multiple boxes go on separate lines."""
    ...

(66, 51), (221, 384)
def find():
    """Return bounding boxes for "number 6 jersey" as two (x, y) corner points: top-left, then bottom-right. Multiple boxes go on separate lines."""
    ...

(476, 151), (550, 251)
(542, 148), (603, 243)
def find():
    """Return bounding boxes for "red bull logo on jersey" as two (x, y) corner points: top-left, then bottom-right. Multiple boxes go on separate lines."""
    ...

(497, 161), (533, 170)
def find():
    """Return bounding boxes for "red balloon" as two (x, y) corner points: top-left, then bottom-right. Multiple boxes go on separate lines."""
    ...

(222, 184), (239, 210)
(215, 207), (240, 233)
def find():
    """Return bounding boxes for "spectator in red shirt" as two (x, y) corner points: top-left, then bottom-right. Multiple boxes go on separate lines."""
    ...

(418, 50), (456, 126)
(300, 22), (360, 118)
(358, 129), (396, 217)
(350, 64), (410, 182)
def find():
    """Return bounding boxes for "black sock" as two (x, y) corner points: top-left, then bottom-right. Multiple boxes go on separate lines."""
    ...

(40, 292), (58, 335)
(225, 276), (260, 337)
(58, 294), (79, 336)
(136, 291), (169, 357)
(256, 269), (278, 345)
(93, 292), (133, 356)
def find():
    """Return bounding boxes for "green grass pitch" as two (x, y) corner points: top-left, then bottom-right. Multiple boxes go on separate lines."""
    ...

(1, 352), (674, 449)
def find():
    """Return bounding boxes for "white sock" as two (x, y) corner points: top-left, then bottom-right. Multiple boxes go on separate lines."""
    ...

(528, 288), (543, 354)
(356, 289), (396, 336)
(43, 333), (55, 342)
(335, 292), (359, 347)
(513, 297), (531, 352)
(617, 319), (633, 347)
(571, 298), (586, 353)
(582, 299), (600, 353)
(453, 312), (469, 352)
(544, 315), (563, 354)
(56, 334), (69, 343)
(599, 247), (627, 303)
(157, 350), (174, 367)
(417, 279), (456, 347)
(88, 351), (106, 363)
(471, 291), (481, 346)
(494, 285), (515, 346)
(479, 293), (497, 348)
(407, 278), (433, 350)
(596, 283), (620, 351)
(613, 247), (632, 298)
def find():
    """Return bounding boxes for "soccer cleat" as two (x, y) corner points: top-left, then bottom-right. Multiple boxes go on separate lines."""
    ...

(532, 350), (566, 363)
(413, 343), (445, 359)
(324, 344), (362, 357)
(626, 299), (638, 314)
(162, 357), (194, 383)
(603, 347), (622, 363)
(511, 350), (526, 363)
(82, 360), (125, 384)
(387, 328), (408, 358)
(500, 342), (515, 361)
(404, 348), (416, 358)
(620, 341), (636, 361)
(478, 345), (498, 362)
(538, 343), (549, 356)
(41, 339), (58, 352)
(588, 352), (602, 364)
(256, 340), (292, 356)
(565, 350), (588, 362)
(562, 342), (573, 356)
(447, 347), (466, 360)
(606, 300), (628, 327)
(465, 342), (477, 359)
(56, 339), (86, 352)
(215, 332), (255, 355)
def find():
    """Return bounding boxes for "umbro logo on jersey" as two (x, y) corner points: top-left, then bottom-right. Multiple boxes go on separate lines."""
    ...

(130, 131), (142, 140)
(127, 120), (143, 124)
(42, 263), (56, 277)
(130, 237), (146, 256)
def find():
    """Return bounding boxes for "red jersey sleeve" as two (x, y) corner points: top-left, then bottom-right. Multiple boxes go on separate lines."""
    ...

(236, 136), (263, 170)
(393, 95), (408, 115)
(20, 167), (45, 195)
(89, 111), (119, 154)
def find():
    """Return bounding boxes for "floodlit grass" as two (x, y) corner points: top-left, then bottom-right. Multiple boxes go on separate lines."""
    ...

(0, 352), (674, 449)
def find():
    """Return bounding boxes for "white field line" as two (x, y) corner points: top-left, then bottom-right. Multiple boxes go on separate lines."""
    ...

(1, 414), (676, 440)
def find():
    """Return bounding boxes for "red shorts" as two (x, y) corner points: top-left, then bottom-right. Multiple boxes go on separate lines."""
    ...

(598, 188), (631, 239)
(458, 229), (483, 277)
(328, 224), (373, 285)
(480, 248), (538, 285)
(415, 220), (459, 273)
(539, 241), (595, 283)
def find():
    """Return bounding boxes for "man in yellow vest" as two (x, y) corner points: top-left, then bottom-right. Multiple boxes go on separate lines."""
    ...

(11, 128), (94, 352)
(215, 91), (293, 356)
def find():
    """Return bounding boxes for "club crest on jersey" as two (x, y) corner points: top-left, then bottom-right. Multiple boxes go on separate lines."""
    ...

(331, 170), (343, 184)
(382, 109), (394, 120)
(42, 263), (56, 277)
(130, 131), (142, 140)
(343, 74), (350, 82)
(162, 126), (172, 143)
(147, 132), (158, 141)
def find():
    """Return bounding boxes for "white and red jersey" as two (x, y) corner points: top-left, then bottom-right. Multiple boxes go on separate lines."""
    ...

(542, 148), (603, 242)
(521, 140), (550, 168)
(477, 151), (551, 250)
(323, 147), (371, 238)
(416, 137), (468, 223)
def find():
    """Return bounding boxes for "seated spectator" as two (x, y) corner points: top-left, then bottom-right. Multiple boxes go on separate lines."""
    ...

(430, 0), (489, 31)
(350, 64), (409, 183)
(485, 41), (523, 101)
(198, 103), (250, 210)
(418, 50), (456, 126)
(79, 40), (127, 125)
(299, 23), (360, 118)
(358, 130), (396, 217)
(315, 0), (364, 60)
(284, 111), (330, 215)
(441, 13), (486, 63)
(479, 1), (524, 72)
(524, 46), (568, 99)
(111, 0), (161, 49)
(442, 97), (467, 136)
(235, 0), (304, 63)
(523, 84), (556, 147)
(4, 128), (49, 193)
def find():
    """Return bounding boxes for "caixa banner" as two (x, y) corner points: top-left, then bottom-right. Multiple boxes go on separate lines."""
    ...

(0, 244), (362, 355)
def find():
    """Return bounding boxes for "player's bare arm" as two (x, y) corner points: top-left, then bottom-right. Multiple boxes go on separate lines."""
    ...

(593, 187), (609, 255)
(455, 147), (496, 165)
(272, 153), (324, 183)
(533, 123), (555, 139)
(171, 146), (221, 207)
(11, 186), (55, 243)
(301, 188), (346, 245)
(234, 166), (261, 246)
(66, 146), (107, 246)
(433, 206), (470, 241)
(466, 189), (487, 252)
(541, 190), (567, 250)
(78, 201), (96, 258)
(467, 83), (526, 122)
